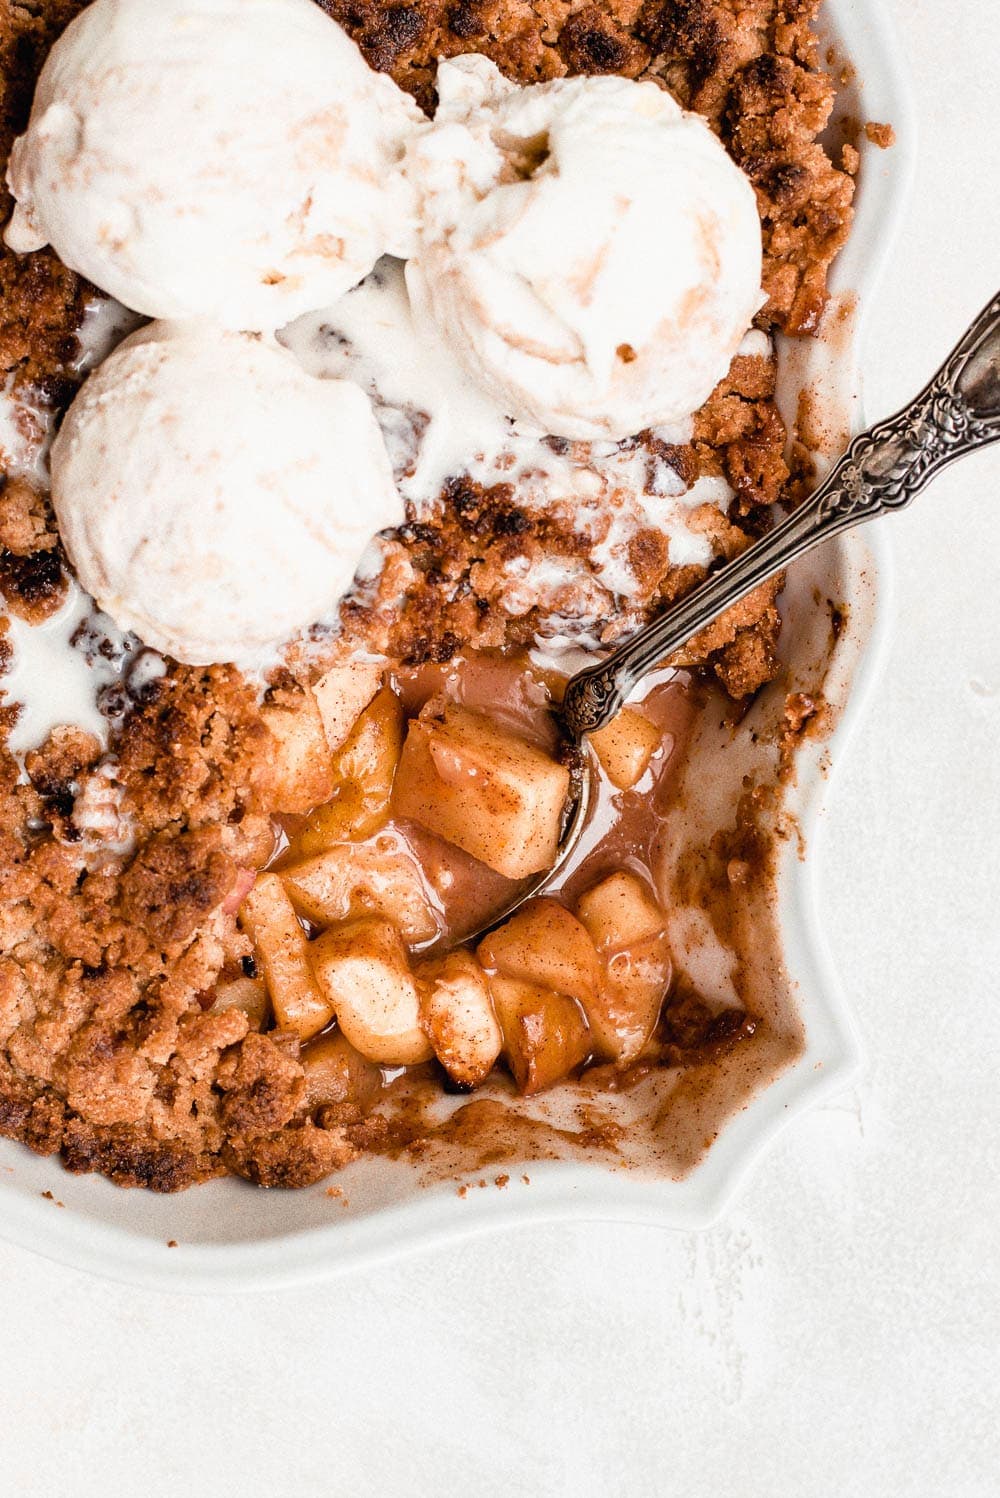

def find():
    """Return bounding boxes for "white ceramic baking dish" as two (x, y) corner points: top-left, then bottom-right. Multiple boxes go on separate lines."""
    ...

(0, 0), (916, 1289)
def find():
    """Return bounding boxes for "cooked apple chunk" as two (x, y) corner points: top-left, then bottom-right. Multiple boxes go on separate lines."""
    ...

(576, 873), (671, 1062)
(416, 951), (502, 1087)
(588, 708), (661, 790)
(300, 1031), (383, 1112)
(489, 976), (591, 1094)
(290, 686), (404, 856)
(590, 936), (671, 1063)
(576, 872), (665, 949)
(308, 918), (433, 1066)
(260, 689), (336, 814)
(281, 839), (438, 944)
(240, 874), (334, 1040)
(392, 703), (569, 879)
(478, 898), (603, 1006)
(211, 975), (270, 1030)
(311, 658), (385, 752)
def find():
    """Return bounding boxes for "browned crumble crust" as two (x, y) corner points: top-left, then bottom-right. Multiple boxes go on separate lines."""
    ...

(0, 0), (852, 1189)
(338, 347), (788, 690)
(0, 2), (90, 393)
(0, 2), (90, 621)
(0, 475), (67, 621)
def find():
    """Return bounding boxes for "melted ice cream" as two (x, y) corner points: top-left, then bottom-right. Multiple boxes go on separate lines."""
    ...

(1, 572), (148, 770)
(282, 257), (737, 585)
(3, 257), (768, 755)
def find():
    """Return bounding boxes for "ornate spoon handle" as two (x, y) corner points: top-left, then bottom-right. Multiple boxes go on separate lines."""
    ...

(562, 290), (1000, 737)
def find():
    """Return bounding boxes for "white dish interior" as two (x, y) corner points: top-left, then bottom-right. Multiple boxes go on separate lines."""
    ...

(0, 0), (916, 1289)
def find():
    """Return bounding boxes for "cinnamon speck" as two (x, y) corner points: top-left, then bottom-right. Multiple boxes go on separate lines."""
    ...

(167, 1239), (178, 1248)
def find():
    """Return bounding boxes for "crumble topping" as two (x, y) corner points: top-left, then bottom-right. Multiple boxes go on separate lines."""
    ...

(0, 0), (852, 1189)
(0, 2), (90, 395)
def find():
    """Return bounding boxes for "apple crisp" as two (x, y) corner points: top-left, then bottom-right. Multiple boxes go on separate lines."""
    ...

(0, 0), (857, 1190)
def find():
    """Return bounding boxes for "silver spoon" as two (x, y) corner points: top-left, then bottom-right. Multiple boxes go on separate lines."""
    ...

(475, 289), (1000, 932)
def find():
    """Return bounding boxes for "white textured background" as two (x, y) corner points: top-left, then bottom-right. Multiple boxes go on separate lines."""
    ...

(2, 4), (998, 1494)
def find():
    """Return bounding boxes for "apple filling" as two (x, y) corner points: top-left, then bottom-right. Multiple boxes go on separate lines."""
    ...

(240, 653), (691, 1100)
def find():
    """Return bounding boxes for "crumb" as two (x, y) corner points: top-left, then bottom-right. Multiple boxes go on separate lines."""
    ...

(784, 691), (822, 737)
(776, 690), (832, 780)
(521, 1174), (531, 1185)
(495, 1173), (509, 1189)
(864, 121), (896, 149)
(167, 1239), (178, 1248)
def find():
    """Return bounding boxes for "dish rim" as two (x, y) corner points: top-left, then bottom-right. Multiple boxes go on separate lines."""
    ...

(0, 0), (917, 1290)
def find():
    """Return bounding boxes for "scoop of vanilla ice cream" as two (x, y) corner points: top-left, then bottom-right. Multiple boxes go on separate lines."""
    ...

(404, 56), (763, 441)
(6, 0), (422, 331)
(50, 323), (403, 665)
